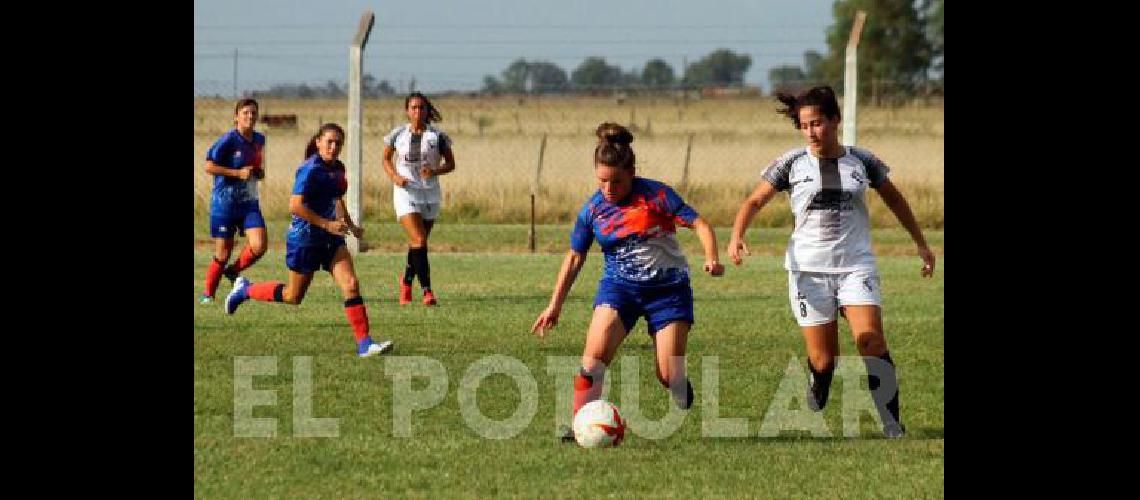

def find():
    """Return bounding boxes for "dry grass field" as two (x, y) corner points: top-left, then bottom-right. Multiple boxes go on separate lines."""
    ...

(193, 96), (942, 227)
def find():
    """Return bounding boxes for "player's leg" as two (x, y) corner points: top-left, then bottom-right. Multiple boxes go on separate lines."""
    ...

(838, 268), (902, 437)
(329, 244), (392, 357)
(202, 207), (239, 303)
(223, 206), (268, 280)
(397, 211), (430, 304)
(419, 213), (437, 305)
(791, 271), (842, 411)
(645, 283), (697, 409)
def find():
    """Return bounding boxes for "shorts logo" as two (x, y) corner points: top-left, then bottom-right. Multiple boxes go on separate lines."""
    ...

(218, 225), (227, 232)
(862, 278), (873, 292)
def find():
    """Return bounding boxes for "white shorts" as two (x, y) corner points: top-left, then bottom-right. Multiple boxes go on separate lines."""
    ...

(788, 268), (882, 327)
(393, 188), (440, 221)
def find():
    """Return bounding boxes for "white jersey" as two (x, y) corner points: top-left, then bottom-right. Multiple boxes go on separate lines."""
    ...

(384, 124), (452, 203)
(760, 146), (891, 272)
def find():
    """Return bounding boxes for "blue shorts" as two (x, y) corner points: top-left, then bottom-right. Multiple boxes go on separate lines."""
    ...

(285, 239), (345, 274)
(593, 279), (694, 336)
(209, 203), (266, 239)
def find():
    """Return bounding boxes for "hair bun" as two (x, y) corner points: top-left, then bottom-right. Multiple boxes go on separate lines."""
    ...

(595, 122), (634, 145)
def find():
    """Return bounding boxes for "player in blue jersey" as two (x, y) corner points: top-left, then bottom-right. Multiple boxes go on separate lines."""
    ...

(382, 92), (456, 306)
(530, 123), (724, 441)
(727, 86), (936, 437)
(200, 99), (268, 304)
(223, 123), (394, 358)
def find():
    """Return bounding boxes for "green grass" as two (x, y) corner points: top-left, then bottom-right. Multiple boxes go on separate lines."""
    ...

(194, 227), (944, 498)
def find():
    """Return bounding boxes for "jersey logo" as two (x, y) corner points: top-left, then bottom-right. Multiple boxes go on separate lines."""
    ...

(862, 278), (873, 292)
(850, 170), (865, 184)
(790, 176), (813, 186)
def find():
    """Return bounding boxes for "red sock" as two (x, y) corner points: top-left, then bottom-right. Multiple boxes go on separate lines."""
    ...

(248, 282), (285, 302)
(226, 247), (260, 274)
(204, 258), (226, 297)
(344, 298), (370, 344)
(573, 367), (604, 416)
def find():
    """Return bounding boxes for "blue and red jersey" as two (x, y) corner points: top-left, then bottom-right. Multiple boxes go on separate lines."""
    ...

(207, 128), (265, 214)
(287, 155), (348, 247)
(570, 177), (699, 288)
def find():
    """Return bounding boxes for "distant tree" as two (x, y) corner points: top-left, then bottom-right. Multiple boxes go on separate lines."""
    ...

(641, 58), (675, 89)
(682, 48), (752, 87)
(816, 0), (933, 100)
(922, 0), (944, 78)
(481, 75), (503, 94)
(527, 61), (569, 93)
(769, 65), (808, 95)
(325, 80), (345, 98)
(571, 57), (624, 90)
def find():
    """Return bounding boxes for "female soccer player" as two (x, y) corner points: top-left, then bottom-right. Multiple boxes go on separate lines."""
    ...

(224, 123), (394, 358)
(200, 99), (268, 304)
(726, 86), (935, 438)
(382, 92), (456, 306)
(531, 123), (724, 441)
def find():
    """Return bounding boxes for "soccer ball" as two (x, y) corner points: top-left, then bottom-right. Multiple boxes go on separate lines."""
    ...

(572, 400), (626, 448)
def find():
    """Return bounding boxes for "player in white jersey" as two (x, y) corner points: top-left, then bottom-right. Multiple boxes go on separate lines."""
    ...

(726, 86), (935, 438)
(382, 92), (457, 306)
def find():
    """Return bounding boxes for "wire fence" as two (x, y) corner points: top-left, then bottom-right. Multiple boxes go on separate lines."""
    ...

(194, 81), (943, 231)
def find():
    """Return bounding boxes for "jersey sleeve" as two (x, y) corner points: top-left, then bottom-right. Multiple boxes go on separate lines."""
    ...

(850, 147), (891, 188)
(383, 127), (402, 148)
(437, 130), (452, 154)
(569, 202), (595, 254)
(292, 165), (316, 196)
(760, 151), (798, 192)
(206, 134), (233, 165)
(662, 184), (699, 227)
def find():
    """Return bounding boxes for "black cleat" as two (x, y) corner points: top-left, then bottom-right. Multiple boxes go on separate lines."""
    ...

(557, 425), (576, 444)
(883, 422), (906, 439)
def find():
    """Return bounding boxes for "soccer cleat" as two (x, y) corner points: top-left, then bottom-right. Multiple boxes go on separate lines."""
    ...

(199, 295), (214, 305)
(422, 290), (437, 306)
(557, 424), (576, 444)
(398, 278), (413, 305)
(224, 277), (251, 315)
(883, 422), (906, 439)
(358, 339), (394, 358)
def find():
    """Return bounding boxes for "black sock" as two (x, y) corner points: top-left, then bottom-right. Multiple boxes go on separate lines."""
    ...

(403, 249), (415, 286)
(807, 358), (835, 411)
(865, 351), (901, 426)
(411, 246), (431, 291)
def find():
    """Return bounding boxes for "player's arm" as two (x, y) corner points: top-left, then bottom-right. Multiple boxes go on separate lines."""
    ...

(334, 198), (364, 238)
(205, 159), (252, 180)
(435, 148), (456, 176)
(382, 145), (410, 187)
(689, 216), (724, 276)
(290, 194), (348, 236)
(531, 250), (587, 337)
(875, 178), (935, 277)
(728, 179), (779, 265)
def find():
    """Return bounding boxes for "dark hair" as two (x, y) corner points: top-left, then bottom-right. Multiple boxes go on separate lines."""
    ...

(405, 92), (442, 123)
(304, 123), (346, 159)
(234, 98), (258, 115)
(594, 122), (635, 170)
(775, 86), (840, 129)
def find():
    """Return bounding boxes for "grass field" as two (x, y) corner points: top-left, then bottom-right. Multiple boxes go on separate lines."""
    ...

(194, 225), (944, 497)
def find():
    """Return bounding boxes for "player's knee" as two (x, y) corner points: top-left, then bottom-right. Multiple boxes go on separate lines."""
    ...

(410, 237), (427, 248)
(855, 332), (887, 356)
(249, 242), (267, 257)
(808, 353), (836, 373)
(341, 276), (360, 296)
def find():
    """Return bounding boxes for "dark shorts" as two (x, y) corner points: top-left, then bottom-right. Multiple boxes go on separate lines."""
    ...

(593, 279), (694, 336)
(209, 204), (266, 239)
(285, 239), (346, 274)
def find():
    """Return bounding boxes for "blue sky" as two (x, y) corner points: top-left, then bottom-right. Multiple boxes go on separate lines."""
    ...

(194, 0), (835, 96)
